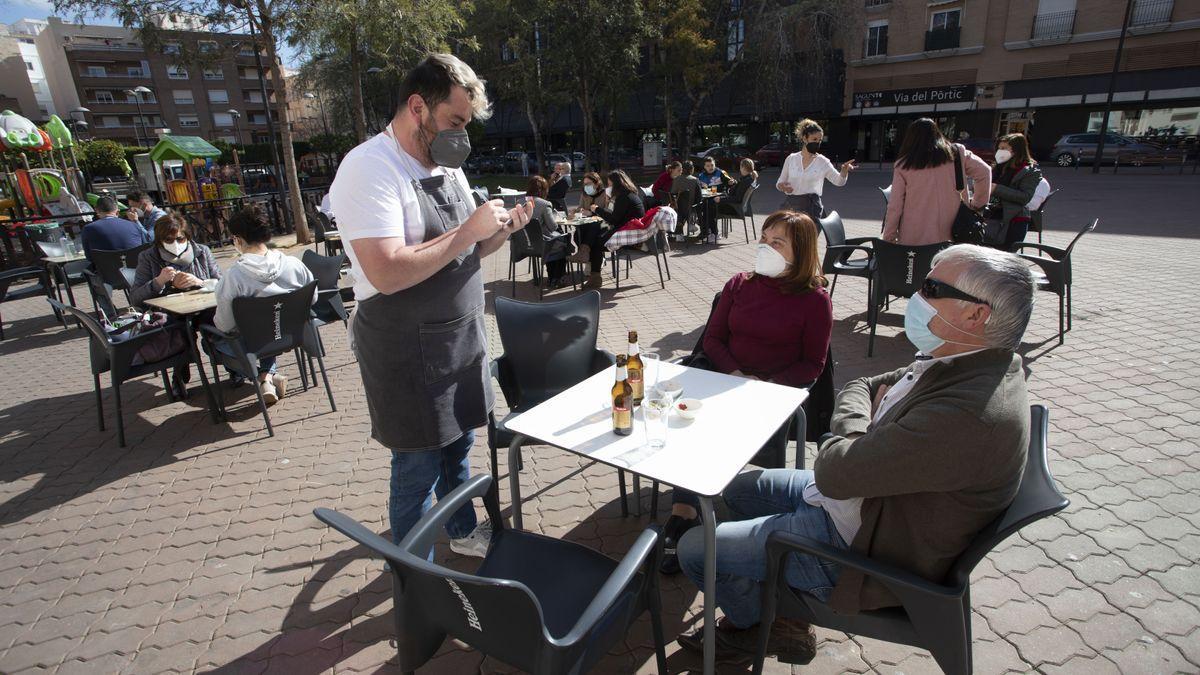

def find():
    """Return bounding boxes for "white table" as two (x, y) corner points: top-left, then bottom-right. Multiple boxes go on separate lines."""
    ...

(505, 360), (809, 675)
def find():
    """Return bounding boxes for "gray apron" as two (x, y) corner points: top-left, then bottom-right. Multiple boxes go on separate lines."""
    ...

(352, 172), (494, 451)
(785, 193), (824, 223)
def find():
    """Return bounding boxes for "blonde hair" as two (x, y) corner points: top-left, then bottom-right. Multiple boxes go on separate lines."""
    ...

(739, 158), (758, 183)
(795, 118), (823, 140)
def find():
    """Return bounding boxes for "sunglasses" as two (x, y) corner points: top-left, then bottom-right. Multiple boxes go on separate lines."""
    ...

(921, 277), (990, 307)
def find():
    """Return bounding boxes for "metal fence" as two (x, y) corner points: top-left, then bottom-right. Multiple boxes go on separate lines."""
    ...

(1031, 10), (1076, 39)
(1131, 0), (1174, 26)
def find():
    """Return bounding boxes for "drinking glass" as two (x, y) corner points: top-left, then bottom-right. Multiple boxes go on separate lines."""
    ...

(641, 352), (660, 393)
(643, 397), (670, 449)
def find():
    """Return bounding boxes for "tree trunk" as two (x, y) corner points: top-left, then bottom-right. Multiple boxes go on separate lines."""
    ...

(579, 81), (593, 173)
(348, 30), (368, 144)
(258, 4), (311, 244)
(526, 102), (544, 176)
(664, 94), (673, 162)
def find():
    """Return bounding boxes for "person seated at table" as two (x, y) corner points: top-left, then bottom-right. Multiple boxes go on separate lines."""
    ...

(652, 161), (682, 207)
(573, 171), (609, 216)
(673, 244), (1035, 666)
(547, 161), (572, 212)
(213, 205), (316, 405)
(716, 158), (759, 217)
(80, 196), (150, 263)
(659, 210), (832, 575)
(127, 190), (168, 237)
(697, 157), (732, 188)
(578, 170), (645, 289)
(514, 175), (574, 290)
(129, 213), (222, 307)
(671, 161), (703, 237)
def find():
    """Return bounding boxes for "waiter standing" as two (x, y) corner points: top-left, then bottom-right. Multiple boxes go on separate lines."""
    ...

(330, 54), (532, 556)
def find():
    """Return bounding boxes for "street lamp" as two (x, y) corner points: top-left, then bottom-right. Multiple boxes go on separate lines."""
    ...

(69, 107), (91, 141)
(124, 85), (153, 147)
(227, 108), (243, 145)
(303, 92), (329, 136)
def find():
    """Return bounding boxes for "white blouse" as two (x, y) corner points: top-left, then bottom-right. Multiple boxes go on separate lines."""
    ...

(776, 152), (847, 196)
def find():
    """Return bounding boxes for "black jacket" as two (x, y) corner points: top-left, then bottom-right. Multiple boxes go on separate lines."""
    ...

(547, 175), (571, 212)
(599, 190), (646, 228)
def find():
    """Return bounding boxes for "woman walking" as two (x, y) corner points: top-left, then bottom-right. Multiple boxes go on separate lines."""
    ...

(776, 119), (855, 223)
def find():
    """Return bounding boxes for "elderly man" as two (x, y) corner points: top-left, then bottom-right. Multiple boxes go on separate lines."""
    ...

(674, 244), (1036, 665)
(547, 161), (571, 212)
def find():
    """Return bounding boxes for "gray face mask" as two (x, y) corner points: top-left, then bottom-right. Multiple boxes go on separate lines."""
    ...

(423, 113), (472, 169)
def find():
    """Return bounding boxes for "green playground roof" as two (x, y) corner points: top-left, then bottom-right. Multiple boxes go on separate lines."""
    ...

(148, 135), (222, 162)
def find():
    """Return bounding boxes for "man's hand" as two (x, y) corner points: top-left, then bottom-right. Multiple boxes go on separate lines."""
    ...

(872, 384), (890, 415)
(461, 199), (515, 243)
(155, 267), (176, 287)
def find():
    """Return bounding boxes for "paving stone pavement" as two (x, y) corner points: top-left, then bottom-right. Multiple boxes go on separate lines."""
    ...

(0, 166), (1197, 674)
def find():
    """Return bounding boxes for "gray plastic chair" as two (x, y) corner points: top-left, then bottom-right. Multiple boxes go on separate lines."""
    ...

(816, 211), (874, 300)
(754, 404), (1067, 675)
(865, 239), (950, 357)
(1011, 219), (1097, 345)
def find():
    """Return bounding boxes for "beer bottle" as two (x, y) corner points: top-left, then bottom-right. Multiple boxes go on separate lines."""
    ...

(626, 330), (644, 405)
(612, 354), (634, 436)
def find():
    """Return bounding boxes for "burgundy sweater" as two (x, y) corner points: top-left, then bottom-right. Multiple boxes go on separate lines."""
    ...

(703, 273), (833, 386)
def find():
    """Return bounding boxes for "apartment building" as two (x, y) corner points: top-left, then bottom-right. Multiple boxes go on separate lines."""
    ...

(0, 19), (56, 120)
(32, 17), (279, 146)
(836, 0), (1200, 161)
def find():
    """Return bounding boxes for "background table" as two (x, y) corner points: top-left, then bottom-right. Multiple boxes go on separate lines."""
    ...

(41, 252), (87, 309)
(144, 289), (221, 421)
(505, 360), (808, 675)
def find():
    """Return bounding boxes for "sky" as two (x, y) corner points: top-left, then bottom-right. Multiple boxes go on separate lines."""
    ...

(2, 0), (303, 67)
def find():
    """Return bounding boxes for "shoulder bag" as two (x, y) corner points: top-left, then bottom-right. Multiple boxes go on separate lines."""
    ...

(951, 145), (986, 245)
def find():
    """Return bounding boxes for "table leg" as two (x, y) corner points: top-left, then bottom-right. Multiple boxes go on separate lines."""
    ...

(508, 434), (526, 530)
(699, 495), (717, 675)
(794, 404), (808, 470)
(62, 265), (78, 308)
(186, 316), (223, 424)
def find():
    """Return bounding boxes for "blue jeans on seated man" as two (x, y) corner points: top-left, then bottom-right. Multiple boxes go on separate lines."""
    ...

(676, 469), (846, 628)
(389, 430), (478, 547)
(212, 341), (277, 375)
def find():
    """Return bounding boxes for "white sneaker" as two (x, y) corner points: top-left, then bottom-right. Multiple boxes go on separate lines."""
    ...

(271, 373), (289, 400)
(259, 379), (278, 405)
(707, 233), (719, 245)
(449, 520), (493, 558)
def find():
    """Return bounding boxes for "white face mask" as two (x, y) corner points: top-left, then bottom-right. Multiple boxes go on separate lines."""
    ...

(584, 184), (597, 196)
(163, 240), (188, 256)
(605, 186), (613, 198)
(994, 149), (1013, 164)
(754, 244), (790, 278)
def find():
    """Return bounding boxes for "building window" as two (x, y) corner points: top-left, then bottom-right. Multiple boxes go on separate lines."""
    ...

(199, 41), (219, 54)
(172, 89), (194, 104)
(865, 22), (888, 57)
(218, 134), (237, 143)
(1131, 0), (1173, 26)
(203, 67), (224, 80)
(127, 66), (145, 77)
(241, 67), (260, 79)
(727, 19), (745, 61)
(168, 65), (189, 79)
(179, 115), (200, 128)
(101, 115), (121, 128)
(26, 61), (35, 71)
(930, 9), (960, 31)
(244, 90), (264, 103)
(250, 113), (268, 125)
(85, 66), (107, 77)
(208, 89), (229, 104)
(1032, 0), (1076, 39)
(926, 9), (961, 51)
(95, 91), (114, 103)
(163, 42), (181, 55)
(213, 112), (234, 126)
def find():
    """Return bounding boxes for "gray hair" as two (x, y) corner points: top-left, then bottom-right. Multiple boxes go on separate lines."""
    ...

(398, 53), (492, 122)
(932, 244), (1036, 350)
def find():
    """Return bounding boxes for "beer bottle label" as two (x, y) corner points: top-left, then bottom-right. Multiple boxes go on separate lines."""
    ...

(613, 403), (632, 430)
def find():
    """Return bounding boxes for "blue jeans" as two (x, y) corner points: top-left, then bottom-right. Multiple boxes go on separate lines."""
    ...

(389, 430), (478, 546)
(213, 341), (277, 375)
(677, 469), (846, 628)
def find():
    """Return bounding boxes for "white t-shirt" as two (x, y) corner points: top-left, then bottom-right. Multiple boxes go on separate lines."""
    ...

(328, 130), (471, 301)
(776, 152), (846, 197)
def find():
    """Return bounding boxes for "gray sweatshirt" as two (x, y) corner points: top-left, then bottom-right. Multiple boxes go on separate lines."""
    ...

(214, 249), (315, 333)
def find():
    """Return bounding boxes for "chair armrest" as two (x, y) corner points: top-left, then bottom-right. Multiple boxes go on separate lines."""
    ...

(554, 525), (661, 646)
(1009, 242), (1066, 260)
(843, 237), (874, 246)
(314, 507), (408, 562)
(401, 474), (495, 558)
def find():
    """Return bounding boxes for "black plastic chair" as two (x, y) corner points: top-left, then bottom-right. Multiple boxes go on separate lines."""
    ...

(719, 182), (759, 244)
(82, 269), (119, 322)
(301, 250), (349, 327)
(200, 281), (335, 437)
(49, 298), (194, 447)
(314, 473), (668, 675)
(508, 216), (578, 300)
(610, 227), (671, 291)
(754, 404), (1068, 675)
(1027, 189), (1060, 244)
(488, 291), (643, 516)
(91, 243), (152, 303)
(0, 267), (55, 340)
(879, 185), (892, 230)
(1011, 219), (1097, 345)
(816, 211), (874, 300)
(311, 210), (343, 257)
(865, 239), (951, 357)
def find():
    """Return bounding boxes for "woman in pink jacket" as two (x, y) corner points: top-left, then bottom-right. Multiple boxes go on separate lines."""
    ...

(882, 118), (991, 245)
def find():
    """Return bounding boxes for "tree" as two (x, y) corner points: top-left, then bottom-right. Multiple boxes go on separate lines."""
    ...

(80, 139), (132, 176)
(655, 0), (728, 159)
(54, 0), (314, 243)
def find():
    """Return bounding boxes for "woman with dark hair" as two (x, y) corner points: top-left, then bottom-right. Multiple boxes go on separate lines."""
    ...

(129, 213), (221, 307)
(658, 209), (833, 574)
(516, 175), (574, 290)
(577, 169), (645, 289)
(987, 133), (1043, 250)
(883, 117), (991, 245)
(777, 119), (855, 223)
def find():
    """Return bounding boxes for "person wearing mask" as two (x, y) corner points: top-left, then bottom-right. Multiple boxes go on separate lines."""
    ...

(986, 133), (1043, 250)
(547, 161), (572, 212)
(127, 190), (168, 237)
(717, 158), (759, 220)
(673, 245), (1035, 665)
(671, 161), (703, 238)
(574, 171), (609, 216)
(329, 54), (532, 555)
(515, 175), (574, 290)
(883, 118), (991, 245)
(213, 206), (316, 405)
(129, 213), (221, 307)
(579, 170), (645, 289)
(777, 119), (855, 223)
(658, 210), (833, 576)
(652, 161), (682, 207)
(80, 196), (150, 263)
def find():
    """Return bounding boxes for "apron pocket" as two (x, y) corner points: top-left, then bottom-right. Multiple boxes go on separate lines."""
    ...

(418, 309), (485, 385)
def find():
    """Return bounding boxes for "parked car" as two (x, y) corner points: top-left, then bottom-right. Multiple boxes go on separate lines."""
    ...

(503, 151), (539, 174)
(1049, 133), (1165, 167)
(690, 145), (750, 172)
(545, 153), (574, 174)
(465, 153), (503, 175)
(958, 138), (997, 165)
(754, 142), (799, 167)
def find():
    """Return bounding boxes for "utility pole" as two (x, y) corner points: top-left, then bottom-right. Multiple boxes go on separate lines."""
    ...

(1093, 0), (1134, 174)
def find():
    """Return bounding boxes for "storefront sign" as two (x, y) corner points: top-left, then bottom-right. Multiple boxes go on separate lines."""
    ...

(854, 85), (974, 108)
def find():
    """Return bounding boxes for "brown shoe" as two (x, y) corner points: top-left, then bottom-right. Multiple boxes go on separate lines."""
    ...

(721, 618), (816, 665)
(675, 617), (754, 665)
(582, 273), (603, 290)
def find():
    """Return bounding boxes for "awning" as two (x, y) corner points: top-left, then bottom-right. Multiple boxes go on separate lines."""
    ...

(149, 135), (222, 162)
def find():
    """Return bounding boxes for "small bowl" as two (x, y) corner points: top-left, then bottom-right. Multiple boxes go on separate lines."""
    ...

(656, 380), (682, 399)
(675, 398), (703, 420)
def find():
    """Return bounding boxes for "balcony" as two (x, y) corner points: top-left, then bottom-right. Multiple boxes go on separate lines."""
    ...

(65, 43), (144, 54)
(85, 100), (161, 113)
(1031, 10), (1075, 40)
(1131, 0), (1173, 26)
(864, 0), (889, 6)
(924, 26), (960, 51)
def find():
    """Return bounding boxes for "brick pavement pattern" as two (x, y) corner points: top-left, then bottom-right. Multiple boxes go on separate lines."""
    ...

(0, 167), (1197, 674)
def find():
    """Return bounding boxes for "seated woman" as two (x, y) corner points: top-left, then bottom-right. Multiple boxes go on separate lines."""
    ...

(573, 171), (609, 216)
(517, 175), (574, 290)
(717, 158), (759, 218)
(577, 170), (645, 289)
(651, 161), (682, 207)
(987, 132), (1043, 250)
(660, 210), (833, 575)
(130, 213), (222, 307)
(213, 206), (316, 405)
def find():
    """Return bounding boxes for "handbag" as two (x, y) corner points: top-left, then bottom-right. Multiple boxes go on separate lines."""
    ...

(951, 146), (986, 245)
(104, 310), (188, 365)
